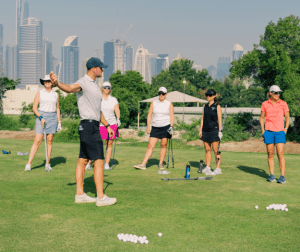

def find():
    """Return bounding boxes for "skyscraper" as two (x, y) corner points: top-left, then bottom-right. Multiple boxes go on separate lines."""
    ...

(5, 44), (18, 80)
(103, 39), (133, 81)
(42, 37), (53, 76)
(60, 36), (79, 84)
(232, 44), (245, 61)
(0, 24), (3, 71)
(156, 54), (169, 75)
(216, 56), (231, 80)
(206, 65), (217, 79)
(134, 44), (153, 84)
(16, 0), (29, 45)
(18, 17), (43, 88)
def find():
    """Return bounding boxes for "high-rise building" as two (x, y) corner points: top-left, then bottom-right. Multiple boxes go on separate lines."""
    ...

(42, 37), (53, 76)
(103, 39), (133, 81)
(16, 0), (29, 45)
(232, 44), (245, 61)
(156, 54), (169, 75)
(206, 65), (217, 79)
(0, 24), (3, 71)
(60, 36), (79, 84)
(18, 17), (43, 88)
(216, 56), (231, 80)
(134, 44), (154, 84)
(5, 44), (18, 80)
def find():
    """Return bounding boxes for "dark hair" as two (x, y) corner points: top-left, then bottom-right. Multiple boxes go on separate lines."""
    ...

(210, 89), (219, 104)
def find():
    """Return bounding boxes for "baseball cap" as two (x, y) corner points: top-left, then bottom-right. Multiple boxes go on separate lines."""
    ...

(158, 87), (167, 93)
(205, 89), (216, 96)
(269, 85), (282, 92)
(86, 57), (108, 70)
(40, 75), (51, 85)
(102, 81), (111, 87)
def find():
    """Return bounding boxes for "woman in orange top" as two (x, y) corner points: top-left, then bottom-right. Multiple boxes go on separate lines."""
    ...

(260, 85), (290, 184)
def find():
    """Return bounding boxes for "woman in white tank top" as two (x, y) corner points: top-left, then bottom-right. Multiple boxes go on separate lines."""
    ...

(134, 87), (174, 170)
(25, 75), (61, 172)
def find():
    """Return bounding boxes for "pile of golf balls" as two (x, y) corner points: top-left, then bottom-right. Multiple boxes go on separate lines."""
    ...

(265, 204), (288, 211)
(117, 234), (149, 244)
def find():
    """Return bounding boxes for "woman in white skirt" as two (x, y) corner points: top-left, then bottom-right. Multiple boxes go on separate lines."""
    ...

(25, 75), (61, 172)
(134, 87), (174, 170)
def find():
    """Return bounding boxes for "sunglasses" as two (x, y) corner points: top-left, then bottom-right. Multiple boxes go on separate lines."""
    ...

(158, 92), (166, 95)
(103, 86), (111, 90)
(272, 92), (280, 95)
(205, 94), (215, 97)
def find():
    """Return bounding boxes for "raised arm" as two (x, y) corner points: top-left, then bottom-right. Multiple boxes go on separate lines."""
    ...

(50, 71), (82, 94)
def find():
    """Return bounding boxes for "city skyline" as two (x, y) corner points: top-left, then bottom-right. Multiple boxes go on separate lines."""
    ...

(0, 0), (299, 80)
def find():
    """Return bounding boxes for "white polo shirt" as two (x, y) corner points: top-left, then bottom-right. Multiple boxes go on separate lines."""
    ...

(39, 89), (58, 112)
(152, 99), (171, 127)
(100, 95), (119, 126)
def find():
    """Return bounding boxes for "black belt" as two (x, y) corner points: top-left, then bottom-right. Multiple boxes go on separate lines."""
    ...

(81, 119), (99, 124)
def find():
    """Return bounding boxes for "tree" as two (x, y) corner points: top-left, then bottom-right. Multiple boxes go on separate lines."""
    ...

(0, 77), (20, 113)
(230, 15), (300, 132)
(59, 92), (79, 119)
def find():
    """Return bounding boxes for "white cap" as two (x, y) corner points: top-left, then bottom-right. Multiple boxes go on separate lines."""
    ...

(269, 85), (282, 92)
(102, 81), (111, 87)
(158, 87), (167, 93)
(40, 75), (51, 85)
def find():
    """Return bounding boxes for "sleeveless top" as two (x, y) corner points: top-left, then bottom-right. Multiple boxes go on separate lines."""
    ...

(39, 89), (58, 112)
(152, 99), (171, 127)
(203, 102), (219, 132)
(100, 95), (119, 126)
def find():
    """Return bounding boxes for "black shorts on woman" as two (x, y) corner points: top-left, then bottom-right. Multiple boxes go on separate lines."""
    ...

(150, 124), (172, 139)
(202, 102), (219, 143)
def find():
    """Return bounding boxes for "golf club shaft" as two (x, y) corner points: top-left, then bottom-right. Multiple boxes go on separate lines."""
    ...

(162, 177), (213, 180)
(44, 125), (48, 165)
(217, 105), (227, 160)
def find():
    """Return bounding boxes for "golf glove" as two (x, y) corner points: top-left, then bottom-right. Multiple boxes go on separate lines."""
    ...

(167, 126), (173, 135)
(218, 131), (223, 140)
(57, 122), (62, 133)
(117, 118), (121, 127)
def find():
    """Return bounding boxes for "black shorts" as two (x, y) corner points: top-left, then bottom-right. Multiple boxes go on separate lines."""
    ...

(201, 130), (220, 143)
(150, 125), (172, 139)
(78, 120), (104, 160)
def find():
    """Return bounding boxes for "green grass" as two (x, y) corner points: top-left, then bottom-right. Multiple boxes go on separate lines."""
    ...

(0, 138), (300, 251)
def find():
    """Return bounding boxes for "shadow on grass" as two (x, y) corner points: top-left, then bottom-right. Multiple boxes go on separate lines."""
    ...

(237, 165), (269, 179)
(110, 159), (119, 169)
(31, 156), (67, 170)
(189, 160), (205, 169)
(67, 175), (112, 195)
(147, 158), (160, 167)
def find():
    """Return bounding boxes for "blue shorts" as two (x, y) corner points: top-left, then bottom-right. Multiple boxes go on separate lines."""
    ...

(263, 130), (286, 144)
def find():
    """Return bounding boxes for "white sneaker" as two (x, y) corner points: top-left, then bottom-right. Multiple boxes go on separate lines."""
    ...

(25, 164), (31, 171)
(104, 163), (110, 170)
(96, 195), (117, 207)
(214, 168), (222, 175)
(45, 164), (52, 172)
(205, 171), (216, 175)
(75, 193), (97, 203)
(202, 166), (212, 174)
(85, 163), (92, 170)
(134, 163), (146, 170)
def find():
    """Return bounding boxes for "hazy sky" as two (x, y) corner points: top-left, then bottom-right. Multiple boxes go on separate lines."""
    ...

(1, 0), (300, 74)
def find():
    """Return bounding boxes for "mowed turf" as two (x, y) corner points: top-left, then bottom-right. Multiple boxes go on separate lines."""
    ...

(0, 138), (300, 252)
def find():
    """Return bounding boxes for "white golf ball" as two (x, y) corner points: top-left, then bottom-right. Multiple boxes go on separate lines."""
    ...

(145, 240), (149, 244)
(133, 240), (137, 244)
(255, 205), (258, 209)
(158, 232), (162, 237)
(285, 208), (288, 211)
(140, 240), (145, 244)
(143, 236), (147, 240)
(266, 206), (270, 210)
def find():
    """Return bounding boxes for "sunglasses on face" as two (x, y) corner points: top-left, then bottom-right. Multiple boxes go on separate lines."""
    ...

(158, 92), (166, 95)
(272, 92), (280, 95)
(103, 86), (111, 90)
(205, 94), (215, 97)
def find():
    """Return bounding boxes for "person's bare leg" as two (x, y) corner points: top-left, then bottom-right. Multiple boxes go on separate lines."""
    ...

(105, 139), (114, 164)
(46, 134), (54, 164)
(276, 143), (285, 176)
(142, 138), (159, 165)
(94, 159), (105, 199)
(159, 138), (168, 165)
(266, 144), (275, 175)
(204, 142), (212, 167)
(211, 141), (220, 168)
(76, 158), (88, 196)
(27, 134), (44, 164)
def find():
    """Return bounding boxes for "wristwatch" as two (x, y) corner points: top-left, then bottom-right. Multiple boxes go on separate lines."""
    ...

(105, 124), (110, 128)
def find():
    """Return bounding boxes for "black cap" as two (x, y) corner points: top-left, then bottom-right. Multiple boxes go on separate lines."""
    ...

(205, 89), (216, 95)
(86, 57), (108, 70)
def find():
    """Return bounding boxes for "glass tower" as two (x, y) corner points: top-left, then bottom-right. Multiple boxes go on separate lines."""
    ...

(0, 24), (3, 71)
(5, 44), (18, 80)
(217, 56), (231, 80)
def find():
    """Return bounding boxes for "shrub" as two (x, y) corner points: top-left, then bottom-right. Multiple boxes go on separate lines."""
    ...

(0, 114), (20, 130)
(137, 130), (145, 137)
(54, 119), (80, 141)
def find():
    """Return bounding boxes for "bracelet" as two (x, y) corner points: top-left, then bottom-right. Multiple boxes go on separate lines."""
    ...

(105, 124), (110, 128)
(38, 116), (43, 120)
(58, 121), (61, 123)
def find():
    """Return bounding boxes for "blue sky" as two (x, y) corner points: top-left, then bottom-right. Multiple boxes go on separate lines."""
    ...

(1, 0), (300, 74)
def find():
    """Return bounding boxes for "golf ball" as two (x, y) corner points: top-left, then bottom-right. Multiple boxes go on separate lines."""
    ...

(285, 208), (288, 211)
(158, 232), (162, 237)
(145, 240), (149, 244)
(255, 205), (258, 209)
(266, 206), (270, 210)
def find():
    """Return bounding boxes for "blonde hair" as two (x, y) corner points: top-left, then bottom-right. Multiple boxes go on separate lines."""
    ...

(101, 87), (112, 95)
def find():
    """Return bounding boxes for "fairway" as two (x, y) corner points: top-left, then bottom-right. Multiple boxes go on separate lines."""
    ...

(0, 138), (299, 251)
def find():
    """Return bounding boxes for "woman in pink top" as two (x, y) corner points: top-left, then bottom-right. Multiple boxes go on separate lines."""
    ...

(260, 85), (290, 184)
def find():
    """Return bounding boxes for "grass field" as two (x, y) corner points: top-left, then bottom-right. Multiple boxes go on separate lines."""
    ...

(0, 138), (300, 251)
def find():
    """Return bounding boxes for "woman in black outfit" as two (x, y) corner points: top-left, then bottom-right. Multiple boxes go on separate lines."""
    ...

(199, 89), (223, 175)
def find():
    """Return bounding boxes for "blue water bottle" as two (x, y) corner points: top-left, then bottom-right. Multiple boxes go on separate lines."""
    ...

(185, 164), (190, 178)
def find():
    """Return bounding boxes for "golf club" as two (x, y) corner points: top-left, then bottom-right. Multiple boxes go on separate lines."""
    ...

(161, 177), (213, 181)
(43, 124), (50, 172)
(111, 128), (118, 168)
(217, 105), (227, 162)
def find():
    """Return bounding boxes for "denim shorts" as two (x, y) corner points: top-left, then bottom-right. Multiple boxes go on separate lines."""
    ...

(263, 130), (286, 144)
(35, 111), (57, 134)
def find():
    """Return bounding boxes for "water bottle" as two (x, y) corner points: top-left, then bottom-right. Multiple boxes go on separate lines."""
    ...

(198, 160), (204, 173)
(185, 165), (190, 178)
(158, 170), (170, 174)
